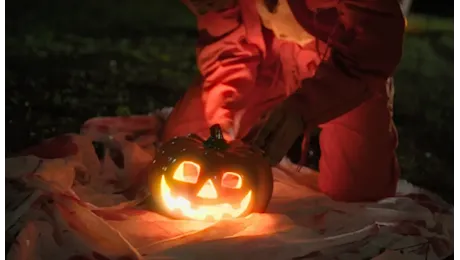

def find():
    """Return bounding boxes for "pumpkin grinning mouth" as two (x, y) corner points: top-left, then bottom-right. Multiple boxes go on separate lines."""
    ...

(189, 203), (242, 210)
(159, 175), (252, 221)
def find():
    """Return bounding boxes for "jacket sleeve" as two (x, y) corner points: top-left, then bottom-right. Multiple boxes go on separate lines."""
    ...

(183, 0), (264, 139)
(287, 0), (405, 127)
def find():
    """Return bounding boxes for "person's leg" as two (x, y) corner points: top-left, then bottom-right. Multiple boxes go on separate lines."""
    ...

(318, 79), (399, 202)
(162, 77), (288, 143)
(161, 82), (209, 142)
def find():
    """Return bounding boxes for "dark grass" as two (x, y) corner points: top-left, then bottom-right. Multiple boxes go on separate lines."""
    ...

(6, 0), (453, 206)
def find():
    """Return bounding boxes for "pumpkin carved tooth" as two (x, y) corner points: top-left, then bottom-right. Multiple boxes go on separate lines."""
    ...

(147, 124), (273, 221)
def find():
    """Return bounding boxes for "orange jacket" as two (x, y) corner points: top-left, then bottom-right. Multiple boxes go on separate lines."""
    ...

(181, 0), (405, 138)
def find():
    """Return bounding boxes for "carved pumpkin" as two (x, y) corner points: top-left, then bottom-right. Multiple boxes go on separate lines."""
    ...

(147, 125), (273, 221)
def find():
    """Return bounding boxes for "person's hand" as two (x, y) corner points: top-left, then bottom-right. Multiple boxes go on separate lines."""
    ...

(243, 101), (305, 166)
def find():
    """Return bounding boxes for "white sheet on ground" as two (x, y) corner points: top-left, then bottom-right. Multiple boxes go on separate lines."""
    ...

(5, 113), (453, 260)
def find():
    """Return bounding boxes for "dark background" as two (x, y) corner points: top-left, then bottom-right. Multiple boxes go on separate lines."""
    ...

(411, 0), (454, 16)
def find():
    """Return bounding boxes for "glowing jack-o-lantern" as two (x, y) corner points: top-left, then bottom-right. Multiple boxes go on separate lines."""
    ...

(147, 124), (273, 221)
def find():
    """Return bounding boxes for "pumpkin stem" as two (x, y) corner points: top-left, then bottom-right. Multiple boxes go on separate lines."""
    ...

(209, 124), (225, 140)
(203, 124), (229, 150)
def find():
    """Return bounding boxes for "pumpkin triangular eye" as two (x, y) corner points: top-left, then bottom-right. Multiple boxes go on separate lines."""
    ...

(197, 179), (218, 199)
(173, 161), (201, 183)
(221, 172), (242, 189)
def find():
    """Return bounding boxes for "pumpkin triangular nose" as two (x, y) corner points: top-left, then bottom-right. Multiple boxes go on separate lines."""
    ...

(197, 179), (218, 199)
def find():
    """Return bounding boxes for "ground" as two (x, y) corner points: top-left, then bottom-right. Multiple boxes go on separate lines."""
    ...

(6, 0), (453, 203)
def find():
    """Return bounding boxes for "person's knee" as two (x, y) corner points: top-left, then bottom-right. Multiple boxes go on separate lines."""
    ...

(320, 180), (397, 202)
(318, 154), (399, 202)
(317, 126), (399, 202)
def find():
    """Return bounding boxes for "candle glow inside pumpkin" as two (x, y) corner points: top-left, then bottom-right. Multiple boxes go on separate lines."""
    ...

(159, 160), (253, 221)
